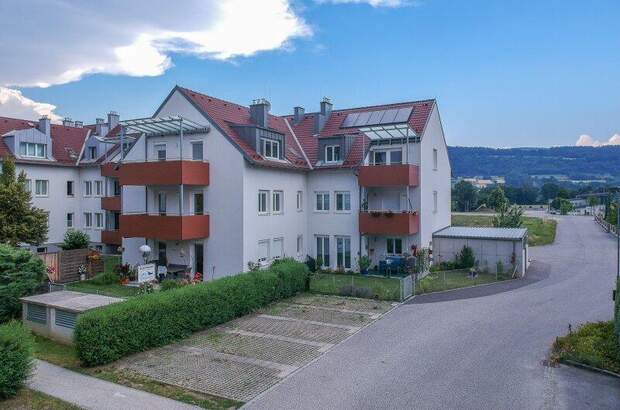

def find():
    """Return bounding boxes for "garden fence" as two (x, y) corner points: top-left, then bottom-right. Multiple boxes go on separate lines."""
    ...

(309, 272), (413, 301)
(413, 269), (512, 295)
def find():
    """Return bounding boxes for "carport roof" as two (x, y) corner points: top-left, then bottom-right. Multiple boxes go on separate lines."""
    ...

(433, 226), (527, 241)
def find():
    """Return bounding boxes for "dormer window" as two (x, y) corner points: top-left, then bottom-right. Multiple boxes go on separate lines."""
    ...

(88, 146), (97, 160)
(261, 138), (280, 160)
(325, 145), (341, 163)
(20, 142), (46, 158)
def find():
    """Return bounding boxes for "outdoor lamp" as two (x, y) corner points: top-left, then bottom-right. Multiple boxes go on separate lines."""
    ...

(139, 244), (151, 264)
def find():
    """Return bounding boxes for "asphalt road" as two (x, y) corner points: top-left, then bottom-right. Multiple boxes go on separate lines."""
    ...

(245, 215), (620, 410)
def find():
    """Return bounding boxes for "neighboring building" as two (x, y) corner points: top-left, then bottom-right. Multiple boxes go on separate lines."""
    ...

(0, 113), (124, 253)
(116, 86), (451, 279)
(454, 176), (505, 189)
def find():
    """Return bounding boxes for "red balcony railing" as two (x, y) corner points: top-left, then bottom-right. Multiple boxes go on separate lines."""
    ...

(119, 160), (209, 186)
(120, 214), (210, 241)
(101, 230), (122, 245)
(100, 163), (121, 178)
(359, 211), (419, 235)
(358, 164), (419, 187)
(100, 196), (121, 211)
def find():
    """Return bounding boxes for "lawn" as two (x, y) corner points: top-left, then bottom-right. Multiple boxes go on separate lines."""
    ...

(451, 214), (557, 246)
(551, 321), (620, 374)
(31, 335), (241, 409)
(309, 272), (402, 300)
(1, 389), (80, 410)
(66, 280), (140, 298)
(103, 254), (121, 274)
(415, 269), (510, 294)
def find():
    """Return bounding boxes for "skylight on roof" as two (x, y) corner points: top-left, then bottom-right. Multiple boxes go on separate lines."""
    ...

(341, 107), (413, 128)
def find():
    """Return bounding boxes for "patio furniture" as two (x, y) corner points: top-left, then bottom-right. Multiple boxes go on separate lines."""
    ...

(379, 256), (405, 277)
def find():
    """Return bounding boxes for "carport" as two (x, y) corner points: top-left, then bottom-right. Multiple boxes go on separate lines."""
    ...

(433, 227), (529, 276)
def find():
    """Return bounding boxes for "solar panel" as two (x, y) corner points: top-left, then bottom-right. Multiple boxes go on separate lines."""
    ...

(341, 112), (359, 127)
(393, 107), (413, 123)
(355, 111), (372, 127)
(368, 110), (385, 125)
(341, 106), (414, 128)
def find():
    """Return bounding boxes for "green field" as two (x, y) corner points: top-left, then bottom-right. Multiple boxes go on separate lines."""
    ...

(451, 214), (557, 246)
(309, 273), (402, 300)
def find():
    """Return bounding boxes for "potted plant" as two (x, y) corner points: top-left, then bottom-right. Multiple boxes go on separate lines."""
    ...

(78, 264), (87, 281)
(358, 255), (371, 275)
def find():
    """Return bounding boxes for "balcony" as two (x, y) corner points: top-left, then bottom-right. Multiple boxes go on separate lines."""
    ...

(119, 160), (209, 186)
(101, 230), (122, 246)
(359, 211), (419, 235)
(100, 163), (121, 178)
(100, 196), (121, 211)
(120, 214), (210, 241)
(358, 164), (419, 187)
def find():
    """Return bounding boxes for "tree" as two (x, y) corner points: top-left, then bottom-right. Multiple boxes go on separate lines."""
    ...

(541, 183), (560, 201)
(487, 187), (508, 211)
(0, 158), (48, 246)
(588, 196), (599, 214)
(453, 181), (477, 212)
(493, 203), (524, 228)
(61, 229), (89, 250)
(0, 244), (46, 322)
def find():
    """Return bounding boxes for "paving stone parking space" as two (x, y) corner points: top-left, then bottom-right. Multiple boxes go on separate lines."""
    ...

(120, 294), (394, 402)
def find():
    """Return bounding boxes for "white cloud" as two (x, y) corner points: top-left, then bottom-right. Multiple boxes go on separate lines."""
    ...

(575, 133), (620, 147)
(316, 0), (418, 7)
(0, 0), (311, 88)
(0, 87), (62, 122)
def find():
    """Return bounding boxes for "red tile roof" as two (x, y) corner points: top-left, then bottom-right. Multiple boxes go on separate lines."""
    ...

(0, 116), (90, 165)
(176, 86), (434, 170)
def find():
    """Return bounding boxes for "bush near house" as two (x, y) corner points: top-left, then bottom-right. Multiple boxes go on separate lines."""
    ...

(0, 321), (35, 399)
(74, 259), (309, 366)
(60, 229), (90, 251)
(0, 244), (46, 323)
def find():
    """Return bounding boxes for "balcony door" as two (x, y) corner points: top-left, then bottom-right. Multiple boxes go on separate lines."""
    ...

(194, 242), (204, 275)
(158, 192), (167, 216)
(193, 193), (204, 215)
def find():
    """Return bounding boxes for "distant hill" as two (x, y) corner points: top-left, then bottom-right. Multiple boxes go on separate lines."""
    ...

(448, 146), (620, 185)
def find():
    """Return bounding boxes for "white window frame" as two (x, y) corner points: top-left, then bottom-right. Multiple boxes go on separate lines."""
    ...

(386, 238), (403, 256)
(20, 142), (46, 159)
(315, 191), (330, 212)
(336, 236), (352, 270)
(84, 212), (92, 229)
(296, 234), (303, 256)
(433, 148), (438, 170)
(316, 235), (330, 268)
(258, 239), (270, 263)
(191, 140), (203, 161)
(335, 191), (351, 212)
(261, 138), (280, 160)
(94, 180), (103, 197)
(258, 190), (269, 215)
(66, 181), (74, 197)
(34, 180), (48, 197)
(325, 145), (341, 163)
(154, 143), (167, 161)
(372, 149), (402, 165)
(433, 190), (438, 213)
(157, 192), (167, 216)
(66, 213), (74, 228)
(95, 213), (104, 229)
(296, 191), (303, 212)
(272, 190), (283, 214)
(25, 179), (32, 193)
(84, 181), (92, 197)
(272, 237), (284, 260)
(88, 146), (97, 160)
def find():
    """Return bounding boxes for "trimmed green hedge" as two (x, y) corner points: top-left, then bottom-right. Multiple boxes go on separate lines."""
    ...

(0, 321), (34, 399)
(74, 259), (309, 366)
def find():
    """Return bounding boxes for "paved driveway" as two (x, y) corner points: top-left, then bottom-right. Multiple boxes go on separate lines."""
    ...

(246, 215), (620, 410)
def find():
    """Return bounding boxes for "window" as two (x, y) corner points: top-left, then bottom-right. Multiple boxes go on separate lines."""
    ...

(296, 191), (303, 211)
(387, 238), (403, 255)
(35, 180), (48, 196)
(95, 180), (103, 197)
(193, 193), (204, 215)
(335, 191), (351, 212)
(158, 192), (167, 216)
(95, 213), (103, 229)
(113, 179), (121, 196)
(20, 142), (46, 158)
(84, 181), (92, 197)
(84, 212), (92, 228)
(273, 238), (284, 259)
(261, 138), (280, 160)
(325, 145), (341, 163)
(66, 181), (74, 196)
(25, 179), (31, 192)
(158, 242), (167, 262)
(258, 190), (269, 214)
(155, 144), (166, 161)
(373, 149), (402, 165)
(336, 236), (352, 269)
(433, 190), (438, 213)
(258, 240), (270, 262)
(433, 148), (438, 170)
(373, 151), (387, 165)
(390, 150), (403, 164)
(192, 141), (203, 161)
(297, 235), (303, 255)
(272, 191), (283, 214)
(66, 213), (74, 228)
(88, 146), (97, 159)
(316, 236), (330, 267)
(315, 192), (330, 211)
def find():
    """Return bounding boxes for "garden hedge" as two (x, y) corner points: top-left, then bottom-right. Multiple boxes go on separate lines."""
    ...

(74, 259), (309, 366)
(0, 321), (34, 399)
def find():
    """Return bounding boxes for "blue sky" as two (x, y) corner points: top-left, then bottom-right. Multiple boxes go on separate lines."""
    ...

(2, 0), (619, 147)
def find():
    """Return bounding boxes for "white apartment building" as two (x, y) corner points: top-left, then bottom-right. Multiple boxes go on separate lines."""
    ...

(114, 86), (451, 279)
(0, 113), (124, 253)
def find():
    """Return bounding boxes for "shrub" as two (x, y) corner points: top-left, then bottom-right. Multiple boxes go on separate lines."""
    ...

(0, 321), (34, 399)
(0, 244), (46, 323)
(160, 279), (182, 291)
(456, 245), (475, 269)
(60, 229), (89, 250)
(89, 272), (120, 286)
(75, 260), (309, 366)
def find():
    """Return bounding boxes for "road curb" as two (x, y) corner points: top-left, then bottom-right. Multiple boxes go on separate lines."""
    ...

(560, 358), (620, 379)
